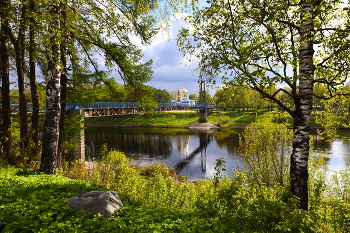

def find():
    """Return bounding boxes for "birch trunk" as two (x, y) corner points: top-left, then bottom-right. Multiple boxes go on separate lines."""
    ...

(290, 3), (315, 211)
(40, 1), (62, 175)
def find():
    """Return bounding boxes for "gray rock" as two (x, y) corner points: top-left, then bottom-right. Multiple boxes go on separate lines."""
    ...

(189, 122), (220, 132)
(67, 191), (123, 218)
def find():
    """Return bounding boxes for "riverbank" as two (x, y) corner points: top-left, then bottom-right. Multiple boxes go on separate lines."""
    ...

(2, 146), (350, 232)
(84, 110), (322, 128)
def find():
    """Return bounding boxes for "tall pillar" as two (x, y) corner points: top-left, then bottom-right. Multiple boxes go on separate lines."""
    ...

(199, 108), (208, 122)
(67, 109), (85, 162)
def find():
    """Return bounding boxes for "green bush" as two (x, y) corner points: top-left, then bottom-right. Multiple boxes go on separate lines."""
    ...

(140, 162), (176, 178)
(239, 123), (292, 187)
(218, 102), (226, 109)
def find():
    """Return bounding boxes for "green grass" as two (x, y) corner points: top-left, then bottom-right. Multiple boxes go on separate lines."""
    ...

(84, 109), (322, 128)
(0, 159), (316, 233)
(209, 109), (322, 128)
(84, 112), (199, 127)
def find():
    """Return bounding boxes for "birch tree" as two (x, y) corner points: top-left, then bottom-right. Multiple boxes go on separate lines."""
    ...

(40, 0), (174, 174)
(177, 0), (350, 210)
(39, 0), (63, 174)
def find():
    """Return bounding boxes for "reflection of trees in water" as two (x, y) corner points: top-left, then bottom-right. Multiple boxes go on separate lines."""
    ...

(175, 135), (190, 154)
(213, 131), (240, 155)
(85, 131), (172, 159)
(341, 136), (350, 167)
(120, 134), (172, 158)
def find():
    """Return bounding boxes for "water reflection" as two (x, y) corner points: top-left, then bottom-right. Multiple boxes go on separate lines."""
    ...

(85, 127), (350, 181)
(85, 127), (176, 160)
(311, 129), (350, 171)
(85, 127), (244, 180)
(174, 133), (212, 174)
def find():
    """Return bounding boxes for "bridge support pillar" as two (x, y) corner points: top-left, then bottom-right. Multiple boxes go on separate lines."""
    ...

(67, 109), (85, 162)
(199, 108), (208, 122)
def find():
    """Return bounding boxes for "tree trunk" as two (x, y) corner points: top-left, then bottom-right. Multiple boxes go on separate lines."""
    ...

(15, 5), (29, 156)
(58, 43), (67, 167)
(57, 2), (68, 167)
(290, 3), (315, 211)
(0, 0), (12, 162)
(40, 1), (62, 175)
(29, 0), (40, 157)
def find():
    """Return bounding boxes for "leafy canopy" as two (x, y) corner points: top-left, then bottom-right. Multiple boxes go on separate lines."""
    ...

(177, 0), (350, 111)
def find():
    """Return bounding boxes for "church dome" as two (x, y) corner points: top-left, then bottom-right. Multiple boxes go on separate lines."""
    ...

(180, 87), (188, 93)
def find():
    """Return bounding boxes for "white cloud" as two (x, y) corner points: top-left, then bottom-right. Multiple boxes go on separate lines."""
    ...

(142, 15), (216, 95)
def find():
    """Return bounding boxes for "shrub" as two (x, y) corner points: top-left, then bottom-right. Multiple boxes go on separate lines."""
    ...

(218, 101), (226, 109)
(140, 162), (177, 178)
(239, 123), (292, 187)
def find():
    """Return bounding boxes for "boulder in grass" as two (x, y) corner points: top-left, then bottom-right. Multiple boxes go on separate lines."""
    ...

(67, 191), (123, 218)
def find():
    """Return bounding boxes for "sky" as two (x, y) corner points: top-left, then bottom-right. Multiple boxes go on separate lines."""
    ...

(139, 16), (217, 96)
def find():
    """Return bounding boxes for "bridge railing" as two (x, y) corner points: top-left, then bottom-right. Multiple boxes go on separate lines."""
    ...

(66, 102), (138, 109)
(14, 102), (213, 111)
(66, 102), (213, 110)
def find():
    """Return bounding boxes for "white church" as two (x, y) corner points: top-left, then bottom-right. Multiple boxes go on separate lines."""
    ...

(169, 87), (196, 105)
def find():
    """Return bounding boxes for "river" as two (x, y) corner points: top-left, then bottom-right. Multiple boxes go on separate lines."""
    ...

(85, 127), (350, 181)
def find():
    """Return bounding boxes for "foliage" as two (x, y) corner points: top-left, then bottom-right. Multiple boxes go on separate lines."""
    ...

(217, 101), (226, 109)
(214, 86), (276, 110)
(0, 117), (41, 168)
(197, 90), (213, 105)
(62, 110), (85, 153)
(140, 162), (177, 179)
(213, 112), (231, 125)
(239, 124), (293, 187)
(67, 76), (128, 105)
(149, 87), (172, 103)
(177, 0), (350, 210)
(213, 157), (227, 187)
(315, 84), (350, 139)
(189, 93), (199, 103)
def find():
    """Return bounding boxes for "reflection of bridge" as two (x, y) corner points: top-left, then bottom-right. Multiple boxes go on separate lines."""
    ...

(65, 102), (213, 117)
(174, 133), (211, 174)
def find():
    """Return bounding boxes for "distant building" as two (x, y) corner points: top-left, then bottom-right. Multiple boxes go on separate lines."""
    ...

(170, 87), (195, 105)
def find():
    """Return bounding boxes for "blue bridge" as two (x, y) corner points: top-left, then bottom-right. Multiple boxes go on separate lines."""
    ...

(64, 102), (213, 117)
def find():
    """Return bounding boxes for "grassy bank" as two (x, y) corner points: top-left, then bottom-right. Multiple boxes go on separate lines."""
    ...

(1, 148), (350, 232)
(84, 111), (199, 127)
(84, 109), (322, 128)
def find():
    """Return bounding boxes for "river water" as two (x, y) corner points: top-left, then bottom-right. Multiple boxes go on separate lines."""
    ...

(85, 127), (350, 181)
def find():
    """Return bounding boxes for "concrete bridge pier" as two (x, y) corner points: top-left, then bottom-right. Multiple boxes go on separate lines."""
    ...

(199, 108), (208, 122)
(67, 109), (85, 162)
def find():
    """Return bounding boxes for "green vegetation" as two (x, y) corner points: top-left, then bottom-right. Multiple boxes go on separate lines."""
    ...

(84, 112), (199, 127)
(178, 0), (350, 210)
(1, 124), (350, 232)
(84, 109), (322, 128)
